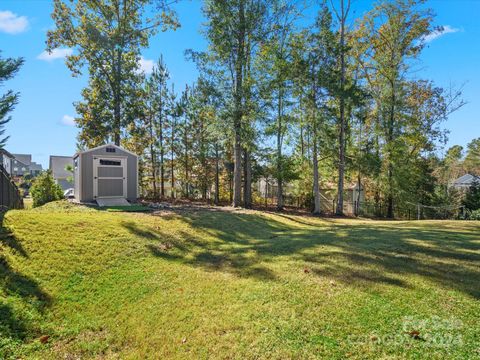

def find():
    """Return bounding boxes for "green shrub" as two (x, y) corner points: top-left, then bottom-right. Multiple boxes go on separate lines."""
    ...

(462, 180), (480, 211)
(30, 170), (64, 207)
(468, 209), (480, 220)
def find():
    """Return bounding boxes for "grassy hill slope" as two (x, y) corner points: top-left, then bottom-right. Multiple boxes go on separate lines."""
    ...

(1, 202), (479, 359)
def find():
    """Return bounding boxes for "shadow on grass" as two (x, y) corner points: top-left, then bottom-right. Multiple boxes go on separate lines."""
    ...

(0, 214), (51, 343)
(122, 209), (480, 298)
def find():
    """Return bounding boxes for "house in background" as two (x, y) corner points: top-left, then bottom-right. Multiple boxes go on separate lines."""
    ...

(0, 149), (14, 175)
(451, 174), (480, 190)
(29, 162), (43, 176)
(49, 155), (74, 191)
(11, 154), (30, 177)
(11, 153), (43, 177)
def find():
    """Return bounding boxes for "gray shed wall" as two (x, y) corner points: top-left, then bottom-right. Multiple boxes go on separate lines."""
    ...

(74, 146), (138, 202)
(74, 155), (80, 200)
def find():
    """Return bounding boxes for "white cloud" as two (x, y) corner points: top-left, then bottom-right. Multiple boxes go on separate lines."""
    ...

(423, 25), (460, 43)
(138, 56), (154, 74)
(37, 48), (73, 62)
(0, 10), (29, 34)
(61, 115), (75, 126)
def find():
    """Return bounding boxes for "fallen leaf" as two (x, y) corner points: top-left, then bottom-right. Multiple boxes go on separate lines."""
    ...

(303, 268), (310, 274)
(39, 335), (50, 344)
(406, 330), (422, 340)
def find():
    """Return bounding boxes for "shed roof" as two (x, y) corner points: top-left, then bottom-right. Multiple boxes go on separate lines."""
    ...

(74, 143), (138, 158)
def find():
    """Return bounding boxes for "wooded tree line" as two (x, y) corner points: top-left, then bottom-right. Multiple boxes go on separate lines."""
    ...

(47, 0), (473, 217)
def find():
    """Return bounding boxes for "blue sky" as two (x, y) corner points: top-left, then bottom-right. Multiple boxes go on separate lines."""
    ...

(0, 0), (478, 168)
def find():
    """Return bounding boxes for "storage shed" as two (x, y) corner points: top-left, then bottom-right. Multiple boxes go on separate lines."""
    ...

(73, 144), (138, 204)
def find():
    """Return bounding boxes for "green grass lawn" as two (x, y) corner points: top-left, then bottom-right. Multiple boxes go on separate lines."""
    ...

(101, 204), (152, 212)
(1, 201), (479, 359)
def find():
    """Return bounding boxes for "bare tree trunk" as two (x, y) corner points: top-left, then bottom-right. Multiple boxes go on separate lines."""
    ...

(170, 119), (175, 200)
(336, 0), (349, 216)
(149, 114), (157, 199)
(310, 68), (321, 215)
(387, 164), (393, 218)
(356, 174), (361, 216)
(214, 143), (220, 205)
(387, 80), (395, 219)
(184, 118), (190, 199)
(229, 169), (233, 204)
(233, 0), (245, 207)
(312, 122), (321, 215)
(112, 2), (123, 145)
(233, 133), (242, 206)
(159, 122), (165, 198)
(113, 49), (121, 145)
(300, 123), (305, 159)
(264, 177), (268, 207)
(243, 148), (252, 208)
(276, 89), (284, 211)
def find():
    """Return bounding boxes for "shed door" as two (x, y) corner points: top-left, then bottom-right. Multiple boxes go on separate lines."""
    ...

(93, 157), (127, 198)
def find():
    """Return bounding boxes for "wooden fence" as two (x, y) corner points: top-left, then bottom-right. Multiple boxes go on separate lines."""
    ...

(0, 164), (23, 211)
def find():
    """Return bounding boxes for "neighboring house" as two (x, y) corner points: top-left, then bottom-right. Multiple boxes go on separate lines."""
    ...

(11, 156), (31, 177)
(11, 153), (43, 177)
(0, 148), (14, 175)
(29, 162), (43, 176)
(49, 155), (74, 191)
(451, 174), (480, 190)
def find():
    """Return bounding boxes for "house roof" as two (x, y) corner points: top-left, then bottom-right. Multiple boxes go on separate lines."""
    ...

(29, 162), (43, 171)
(49, 156), (73, 179)
(11, 157), (29, 169)
(12, 154), (32, 166)
(0, 148), (14, 158)
(453, 174), (480, 186)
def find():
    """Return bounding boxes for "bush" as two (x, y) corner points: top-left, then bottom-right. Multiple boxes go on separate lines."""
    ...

(461, 208), (480, 220)
(462, 180), (480, 211)
(470, 209), (480, 220)
(30, 170), (64, 207)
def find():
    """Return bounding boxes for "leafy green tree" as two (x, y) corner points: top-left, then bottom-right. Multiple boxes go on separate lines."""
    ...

(444, 145), (464, 179)
(290, 4), (337, 214)
(143, 56), (170, 198)
(201, 0), (269, 207)
(257, 1), (302, 210)
(0, 52), (23, 148)
(354, 0), (434, 217)
(30, 171), (64, 207)
(166, 84), (178, 199)
(463, 180), (480, 211)
(331, 0), (351, 216)
(47, 0), (179, 146)
(177, 85), (194, 198)
(464, 138), (480, 176)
